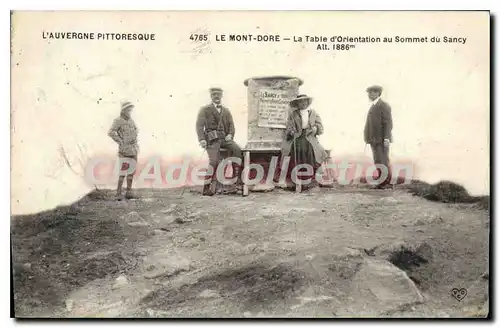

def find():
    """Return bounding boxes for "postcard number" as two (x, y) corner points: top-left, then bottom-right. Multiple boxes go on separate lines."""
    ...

(190, 34), (209, 42)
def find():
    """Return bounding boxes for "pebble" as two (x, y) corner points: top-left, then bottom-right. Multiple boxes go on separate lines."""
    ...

(123, 211), (142, 222)
(128, 221), (150, 227)
(65, 299), (74, 312)
(198, 289), (220, 298)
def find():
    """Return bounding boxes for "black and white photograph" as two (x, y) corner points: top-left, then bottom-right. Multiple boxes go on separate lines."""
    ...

(10, 10), (490, 318)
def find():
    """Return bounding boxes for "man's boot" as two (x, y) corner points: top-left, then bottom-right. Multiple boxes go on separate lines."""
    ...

(202, 182), (214, 196)
(233, 163), (244, 191)
(125, 176), (135, 199)
(116, 177), (124, 200)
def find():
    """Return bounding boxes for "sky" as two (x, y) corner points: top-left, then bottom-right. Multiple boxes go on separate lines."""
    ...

(11, 11), (490, 214)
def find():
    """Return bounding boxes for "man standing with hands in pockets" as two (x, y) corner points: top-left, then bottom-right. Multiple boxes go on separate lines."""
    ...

(364, 85), (393, 189)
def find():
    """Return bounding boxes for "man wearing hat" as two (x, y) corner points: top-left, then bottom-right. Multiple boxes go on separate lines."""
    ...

(196, 87), (242, 196)
(108, 101), (139, 200)
(281, 94), (328, 191)
(364, 85), (393, 188)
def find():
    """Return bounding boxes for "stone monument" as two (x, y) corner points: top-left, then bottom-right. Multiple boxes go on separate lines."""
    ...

(244, 76), (303, 150)
(241, 76), (304, 195)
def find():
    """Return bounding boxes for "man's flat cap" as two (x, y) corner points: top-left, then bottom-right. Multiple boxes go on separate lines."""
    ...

(209, 87), (223, 93)
(366, 85), (383, 93)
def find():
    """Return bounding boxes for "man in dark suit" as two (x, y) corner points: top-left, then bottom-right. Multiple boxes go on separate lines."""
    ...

(364, 85), (393, 188)
(196, 87), (243, 196)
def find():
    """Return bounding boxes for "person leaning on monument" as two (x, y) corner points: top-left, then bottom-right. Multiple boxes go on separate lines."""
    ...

(281, 94), (328, 191)
(196, 87), (243, 196)
(108, 101), (139, 200)
(364, 85), (393, 189)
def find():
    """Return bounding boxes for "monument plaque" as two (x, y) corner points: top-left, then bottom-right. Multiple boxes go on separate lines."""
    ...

(244, 76), (303, 150)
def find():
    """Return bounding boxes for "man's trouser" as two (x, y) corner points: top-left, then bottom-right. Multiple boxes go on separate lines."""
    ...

(370, 143), (391, 185)
(205, 139), (243, 187)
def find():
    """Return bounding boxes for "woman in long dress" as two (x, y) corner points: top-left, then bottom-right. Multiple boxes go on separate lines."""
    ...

(281, 94), (328, 190)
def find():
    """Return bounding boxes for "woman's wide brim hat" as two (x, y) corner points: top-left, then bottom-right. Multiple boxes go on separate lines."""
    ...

(290, 94), (313, 107)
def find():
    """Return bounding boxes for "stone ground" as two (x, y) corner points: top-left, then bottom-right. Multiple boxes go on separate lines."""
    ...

(11, 184), (490, 318)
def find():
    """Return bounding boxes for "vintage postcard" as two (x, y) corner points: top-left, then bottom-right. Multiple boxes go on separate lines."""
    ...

(11, 11), (490, 318)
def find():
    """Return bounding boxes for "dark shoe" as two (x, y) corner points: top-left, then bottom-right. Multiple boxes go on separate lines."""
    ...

(125, 191), (135, 199)
(222, 184), (241, 194)
(380, 183), (394, 190)
(370, 184), (384, 190)
(202, 184), (214, 196)
(302, 181), (319, 191)
(116, 187), (123, 200)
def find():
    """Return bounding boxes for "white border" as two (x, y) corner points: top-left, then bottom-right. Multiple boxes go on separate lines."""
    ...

(4, 1), (497, 327)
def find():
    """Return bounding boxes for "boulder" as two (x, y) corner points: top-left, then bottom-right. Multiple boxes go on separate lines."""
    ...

(345, 259), (423, 316)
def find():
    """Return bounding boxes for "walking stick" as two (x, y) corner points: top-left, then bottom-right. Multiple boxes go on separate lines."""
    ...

(180, 148), (206, 197)
(292, 135), (302, 193)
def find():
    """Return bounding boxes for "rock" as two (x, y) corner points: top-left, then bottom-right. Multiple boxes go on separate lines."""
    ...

(252, 183), (275, 192)
(244, 243), (258, 253)
(414, 243), (433, 261)
(112, 275), (129, 289)
(188, 211), (202, 219)
(128, 221), (150, 227)
(305, 186), (321, 194)
(198, 289), (220, 299)
(143, 251), (192, 279)
(381, 197), (398, 204)
(161, 204), (178, 214)
(243, 311), (252, 317)
(23, 263), (32, 270)
(332, 246), (365, 259)
(122, 211), (142, 222)
(174, 217), (189, 224)
(463, 302), (489, 318)
(305, 254), (315, 261)
(414, 214), (444, 226)
(122, 211), (150, 227)
(134, 249), (148, 256)
(346, 259), (423, 316)
(65, 299), (74, 312)
(161, 215), (177, 224)
(274, 181), (289, 189)
(463, 276), (489, 307)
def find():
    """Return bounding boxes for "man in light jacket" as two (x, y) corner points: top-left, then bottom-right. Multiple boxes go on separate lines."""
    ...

(108, 101), (139, 200)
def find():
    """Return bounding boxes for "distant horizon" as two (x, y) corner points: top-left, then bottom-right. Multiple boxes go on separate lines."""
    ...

(11, 11), (489, 214)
